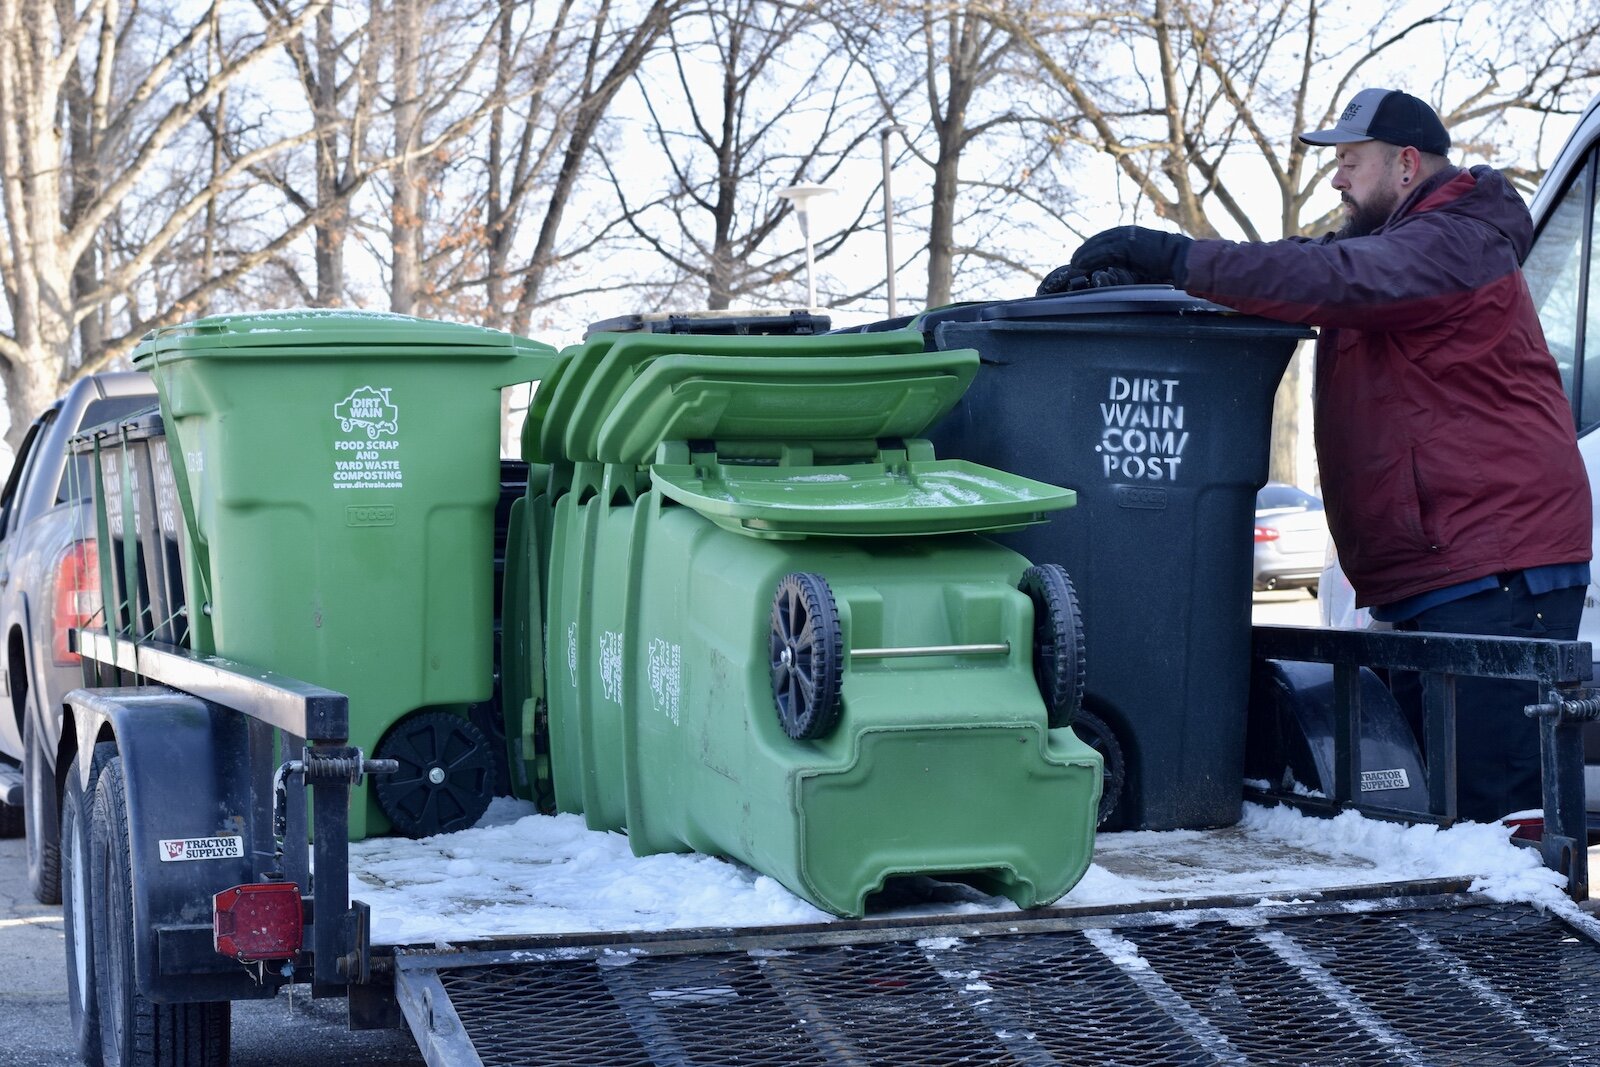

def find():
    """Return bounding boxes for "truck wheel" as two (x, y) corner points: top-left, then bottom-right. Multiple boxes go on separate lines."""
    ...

(769, 572), (843, 741)
(25, 714), (62, 904)
(91, 757), (231, 1066)
(1072, 708), (1126, 827)
(1019, 564), (1086, 728)
(62, 748), (102, 1066)
(374, 711), (495, 838)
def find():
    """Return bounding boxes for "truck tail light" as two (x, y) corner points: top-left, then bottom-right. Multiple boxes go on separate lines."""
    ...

(213, 882), (304, 962)
(1253, 526), (1280, 543)
(53, 539), (100, 665)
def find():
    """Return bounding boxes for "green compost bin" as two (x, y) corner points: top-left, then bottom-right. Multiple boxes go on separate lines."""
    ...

(133, 310), (557, 840)
(520, 328), (1104, 916)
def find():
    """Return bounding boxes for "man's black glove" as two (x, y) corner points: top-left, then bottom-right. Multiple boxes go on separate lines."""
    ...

(1070, 225), (1192, 286)
(1035, 264), (1142, 296)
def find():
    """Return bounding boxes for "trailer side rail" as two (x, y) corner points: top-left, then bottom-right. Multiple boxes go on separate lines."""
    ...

(1250, 624), (1594, 897)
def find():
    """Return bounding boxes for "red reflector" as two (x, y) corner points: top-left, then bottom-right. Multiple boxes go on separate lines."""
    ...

(53, 539), (100, 665)
(1504, 817), (1543, 843)
(1253, 526), (1280, 543)
(213, 882), (303, 962)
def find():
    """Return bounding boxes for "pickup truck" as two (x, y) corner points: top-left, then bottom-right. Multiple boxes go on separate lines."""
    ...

(0, 372), (155, 904)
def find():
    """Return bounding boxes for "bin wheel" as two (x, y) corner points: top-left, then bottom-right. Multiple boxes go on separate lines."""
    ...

(1019, 564), (1085, 728)
(1072, 708), (1126, 827)
(91, 757), (232, 1065)
(770, 572), (844, 740)
(374, 711), (496, 838)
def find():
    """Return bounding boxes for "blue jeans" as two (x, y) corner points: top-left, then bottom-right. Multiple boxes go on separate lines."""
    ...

(1391, 572), (1584, 822)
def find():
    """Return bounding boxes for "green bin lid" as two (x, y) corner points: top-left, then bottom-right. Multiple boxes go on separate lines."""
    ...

(651, 458), (1076, 539)
(595, 351), (977, 465)
(132, 309), (549, 361)
(541, 328), (932, 465)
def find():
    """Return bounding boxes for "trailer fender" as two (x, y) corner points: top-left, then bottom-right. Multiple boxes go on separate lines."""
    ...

(64, 685), (275, 1003)
(1246, 659), (1431, 812)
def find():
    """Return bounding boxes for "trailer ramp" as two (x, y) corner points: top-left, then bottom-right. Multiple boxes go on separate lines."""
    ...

(394, 893), (1600, 1066)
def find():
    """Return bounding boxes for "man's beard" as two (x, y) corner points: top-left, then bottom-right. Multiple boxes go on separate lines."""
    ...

(1336, 189), (1400, 238)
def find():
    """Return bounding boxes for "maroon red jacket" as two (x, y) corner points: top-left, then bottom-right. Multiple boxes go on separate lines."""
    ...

(1182, 166), (1591, 608)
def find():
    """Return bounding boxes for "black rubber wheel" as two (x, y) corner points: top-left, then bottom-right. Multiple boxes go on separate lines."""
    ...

(373, 712), (496, 838)
(91, 757), (231, 1066)
(25, 714), (62, 904)
(1071, 708), (1126, 827)
(1019, 564), (1086, 728)
(769, 572), (844, 741)
(62, 745), (108, 1067)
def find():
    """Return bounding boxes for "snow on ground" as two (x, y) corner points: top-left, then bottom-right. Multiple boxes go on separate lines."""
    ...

(350, 796), (1572, 946)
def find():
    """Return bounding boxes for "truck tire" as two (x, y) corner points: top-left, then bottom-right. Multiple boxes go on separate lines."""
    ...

(91, 757), (231, 1067)
(62, 748), (102, 1067)
(65, 741), (117, 1066)
(25, 714), (62, 904)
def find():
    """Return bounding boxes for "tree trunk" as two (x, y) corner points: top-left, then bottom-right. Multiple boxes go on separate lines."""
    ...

(926, 147), (959, 307)
(311, 3), (345, 306)
(390, 0), (422, 316)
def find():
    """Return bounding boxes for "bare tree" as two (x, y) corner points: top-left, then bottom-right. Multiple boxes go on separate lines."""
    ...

(833, 0), (1065, 307)
(416, 0), (686, 333)
(0, 0), (332, 444)
(599, 0), (884, 310)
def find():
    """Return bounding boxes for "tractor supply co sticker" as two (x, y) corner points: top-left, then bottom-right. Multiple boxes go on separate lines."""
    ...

(158, 835), (245, 862)
(1097, 375), (1190, 482)
(1360, 768), (1411, 792)
(332, 386), (403, 491)
(647, 638), (682, 726)
(599, 630), (624, 704)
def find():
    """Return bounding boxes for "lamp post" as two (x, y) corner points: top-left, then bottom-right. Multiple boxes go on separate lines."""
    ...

(879, 124), (905, 317)
(776, 183), (836, 309)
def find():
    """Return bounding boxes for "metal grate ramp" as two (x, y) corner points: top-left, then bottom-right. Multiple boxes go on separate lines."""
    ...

(394, 898), (1600, 1066)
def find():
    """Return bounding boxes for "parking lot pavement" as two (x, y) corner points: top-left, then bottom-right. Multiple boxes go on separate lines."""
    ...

(1251, 588), (1322, 627)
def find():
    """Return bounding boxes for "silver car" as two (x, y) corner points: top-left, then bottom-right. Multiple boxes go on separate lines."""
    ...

(1253, 482), (1329, 596)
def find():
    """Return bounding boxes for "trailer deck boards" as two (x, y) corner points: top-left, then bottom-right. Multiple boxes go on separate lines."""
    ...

(392, 897), (1600, 1066)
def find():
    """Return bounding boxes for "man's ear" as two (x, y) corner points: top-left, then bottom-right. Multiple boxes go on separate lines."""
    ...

(1399, 145), (1423, 186)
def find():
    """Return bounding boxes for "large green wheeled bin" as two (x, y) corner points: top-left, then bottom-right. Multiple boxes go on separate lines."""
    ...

(132, 310), (557, 840)
(516, 327), (1103, 916)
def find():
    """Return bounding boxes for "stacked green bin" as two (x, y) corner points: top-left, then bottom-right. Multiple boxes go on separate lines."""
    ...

(133, 310), (557, 840)
(517, 327), (1103, 917)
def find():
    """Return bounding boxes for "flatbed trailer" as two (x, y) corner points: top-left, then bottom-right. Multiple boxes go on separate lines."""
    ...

(61, 616), (1600, 1066)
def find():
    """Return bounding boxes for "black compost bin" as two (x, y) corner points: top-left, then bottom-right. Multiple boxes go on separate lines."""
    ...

(911, 286), (1314, 831)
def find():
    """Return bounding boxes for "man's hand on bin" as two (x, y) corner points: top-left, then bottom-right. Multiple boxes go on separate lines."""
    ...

(1040, 225), (1193, 293)
(1035, 264), (1143, 296)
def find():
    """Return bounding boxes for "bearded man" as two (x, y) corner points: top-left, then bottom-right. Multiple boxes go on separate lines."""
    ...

(1042, 88), (1593, 824)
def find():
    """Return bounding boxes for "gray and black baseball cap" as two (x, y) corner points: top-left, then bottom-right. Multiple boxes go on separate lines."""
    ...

(1299, 88), (1450, 155)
